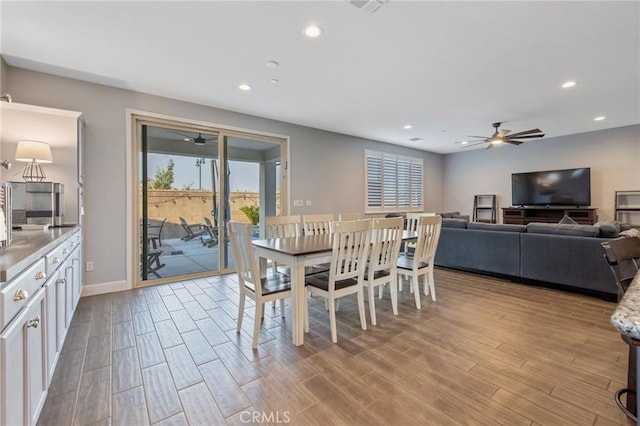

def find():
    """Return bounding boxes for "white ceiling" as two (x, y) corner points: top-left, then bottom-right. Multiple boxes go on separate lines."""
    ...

(1, 1), (638, 154)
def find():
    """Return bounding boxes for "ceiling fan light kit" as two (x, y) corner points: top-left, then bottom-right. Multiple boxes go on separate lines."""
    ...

(455, 122), (545, 149)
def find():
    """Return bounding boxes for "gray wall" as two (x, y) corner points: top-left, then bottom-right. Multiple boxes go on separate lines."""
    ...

(0, 57), (6, 95)
(443, 124), (640, 222)
(5, 66), (444, 287)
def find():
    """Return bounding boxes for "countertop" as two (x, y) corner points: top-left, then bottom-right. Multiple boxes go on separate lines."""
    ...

(0, 226), (79, 285)
(611, 270), (640, 339)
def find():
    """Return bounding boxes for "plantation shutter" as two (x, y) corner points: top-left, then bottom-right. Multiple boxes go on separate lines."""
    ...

(365, 150), (424, 213)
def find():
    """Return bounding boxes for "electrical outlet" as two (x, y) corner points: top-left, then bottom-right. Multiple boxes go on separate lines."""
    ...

(293, 200), (304, 207)
(85, 261), (94, 272)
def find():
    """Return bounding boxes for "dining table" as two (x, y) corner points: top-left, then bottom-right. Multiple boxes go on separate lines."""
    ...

(252, 229), (417, 346)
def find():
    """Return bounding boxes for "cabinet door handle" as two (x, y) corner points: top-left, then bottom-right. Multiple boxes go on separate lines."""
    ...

(27, 316), (40, 328)
(13, 289), (29, 301)
(52, 257), (60, 264)
(35, 271), (46, 280)
(62, 248), (68, 255)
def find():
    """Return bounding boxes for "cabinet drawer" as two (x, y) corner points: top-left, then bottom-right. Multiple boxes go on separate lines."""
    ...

(45, 242), (72, 277)
(0, 258), (47, 330)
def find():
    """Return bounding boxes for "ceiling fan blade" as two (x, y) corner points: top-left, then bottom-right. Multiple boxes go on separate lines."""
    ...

(485, 143), (494, 150)
(462, 141), (488, 148)
(467, 135), (490, 139)
(505, 133), (545, 140)
(504, 140), (523, 145)
(168, 130), (193, 139)
(454, 139), (484, 144)
(497, 129), (511, 137)
(505, 129), (542, 138)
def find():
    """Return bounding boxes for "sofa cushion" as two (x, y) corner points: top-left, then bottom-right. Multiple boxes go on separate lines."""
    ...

(558, 215), (578, 225)
(452, 214), (470, 222)
(438, 211), (460, 218)
(526, 222), (600, 237)
(467, 222), (527, 233)
(594, 221), (620, 238)
(442, 218), (468, 229)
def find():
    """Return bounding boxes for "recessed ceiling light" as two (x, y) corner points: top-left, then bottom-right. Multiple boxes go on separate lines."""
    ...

(562, 80), (577, 88)
(238, 83), (252, 91)
(304, 25), (323, 38)
(266, 60), (279, 69)
(403, 124), (412, 130)
(594, 116), (606, 121)
(269, 79), (279, 85)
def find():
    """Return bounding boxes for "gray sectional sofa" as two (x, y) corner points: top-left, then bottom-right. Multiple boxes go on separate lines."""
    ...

(434, 219), (621, 299)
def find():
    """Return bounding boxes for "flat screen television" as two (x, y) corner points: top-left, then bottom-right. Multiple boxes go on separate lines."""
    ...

(511, 167), (591, 207)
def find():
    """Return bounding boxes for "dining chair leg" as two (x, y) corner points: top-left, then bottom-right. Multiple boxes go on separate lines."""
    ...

(428, 267), (436, 302)
(237, 294), (245, 333)
(261, 303), (266, 322)
(328, 298), (338, 343)
(390, 276), (399, 316)
(378, 284), (384, 299)
(367, 284), (377, 326)
(357, 290), (367, 331)
(279, 299), (285, 317)
(412, 273), (422, 310)
(253, 302), (263, 349)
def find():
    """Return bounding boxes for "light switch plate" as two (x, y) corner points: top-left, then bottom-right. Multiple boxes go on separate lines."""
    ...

(293, 200), (304, 207)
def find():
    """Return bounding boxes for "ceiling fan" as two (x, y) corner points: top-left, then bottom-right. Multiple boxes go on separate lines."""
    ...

(168, 130), (218, 145)
(455, 122), (545, 149)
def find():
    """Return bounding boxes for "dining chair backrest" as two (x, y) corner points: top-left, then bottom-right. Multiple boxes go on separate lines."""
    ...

(602, 237), (640, 300)
(228, 221), (261, 294)
(339, 212), (364, 221)
(329, 219), (371, 286)
(370, 217), (404, 272)
(266, 215), (302, 238)
(414, 215), (442, 264)
(405, 212), (437, 231)
(302, 213), (335, 235)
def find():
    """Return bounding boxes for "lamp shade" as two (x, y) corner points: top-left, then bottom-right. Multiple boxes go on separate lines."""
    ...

(15, 140), (53, 164)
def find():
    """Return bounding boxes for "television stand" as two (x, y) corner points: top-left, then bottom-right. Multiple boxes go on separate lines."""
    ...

(502, 207), (598, 225)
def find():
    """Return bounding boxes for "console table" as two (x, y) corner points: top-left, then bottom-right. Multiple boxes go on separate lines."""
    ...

(502, 207), (598, 225)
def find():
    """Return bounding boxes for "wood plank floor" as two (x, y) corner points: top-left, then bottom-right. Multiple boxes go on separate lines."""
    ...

(37, 268), (633, 425)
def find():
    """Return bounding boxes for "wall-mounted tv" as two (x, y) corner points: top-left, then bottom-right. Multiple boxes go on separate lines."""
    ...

(511, 167), (591, 207)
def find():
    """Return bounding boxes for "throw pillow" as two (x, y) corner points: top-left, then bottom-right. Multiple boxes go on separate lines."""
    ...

(558, 215), (578, 225)
(620, 228), (640, 239)
(594, 221), (620, 238)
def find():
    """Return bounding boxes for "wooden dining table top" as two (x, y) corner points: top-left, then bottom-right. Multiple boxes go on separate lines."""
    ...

(252, 230), (417, 256)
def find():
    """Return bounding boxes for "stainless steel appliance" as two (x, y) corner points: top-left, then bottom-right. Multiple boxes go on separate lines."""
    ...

(7, 182), (64, 227)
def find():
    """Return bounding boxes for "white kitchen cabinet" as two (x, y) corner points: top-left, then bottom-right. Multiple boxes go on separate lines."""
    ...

(44, 269), (61, 383)
(0, 287), (47, 426)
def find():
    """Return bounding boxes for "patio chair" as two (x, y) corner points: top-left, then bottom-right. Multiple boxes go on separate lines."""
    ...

(147, 217), (166, 248)
(202, 217), (219, 247)
(179, 217), (205, 241)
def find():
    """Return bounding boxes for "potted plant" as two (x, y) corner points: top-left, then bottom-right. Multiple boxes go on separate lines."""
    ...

(239, 205), (260, 237)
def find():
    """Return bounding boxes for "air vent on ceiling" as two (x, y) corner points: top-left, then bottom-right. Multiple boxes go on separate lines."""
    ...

(347, 0), (388, 14)
(409, 137), (424, 142)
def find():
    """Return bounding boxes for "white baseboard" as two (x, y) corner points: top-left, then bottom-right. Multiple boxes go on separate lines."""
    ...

(81, 280), (130, 296)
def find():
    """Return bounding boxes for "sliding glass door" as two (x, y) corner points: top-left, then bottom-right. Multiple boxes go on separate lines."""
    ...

(134, 116), (287, 286)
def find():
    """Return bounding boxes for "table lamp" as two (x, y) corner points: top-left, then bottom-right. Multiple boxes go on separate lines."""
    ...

(15, 140), (53, 182)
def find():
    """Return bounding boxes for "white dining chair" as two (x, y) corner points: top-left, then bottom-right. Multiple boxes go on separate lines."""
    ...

(302, 213), (335, 235)
(338, 212), (364, 221)
(265, 215), (302, 274)
(228, 221), (292, 349)
(363, 217), (404, 325)
(396, 215), (442, 309)
(304, 219), (371, 343)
